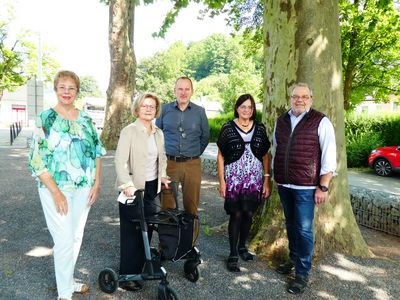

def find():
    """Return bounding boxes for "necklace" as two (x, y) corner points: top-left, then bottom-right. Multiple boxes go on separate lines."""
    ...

(238, 120), (250, 127)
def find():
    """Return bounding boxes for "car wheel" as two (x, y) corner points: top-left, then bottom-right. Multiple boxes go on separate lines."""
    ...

(373, 158), (392, 177)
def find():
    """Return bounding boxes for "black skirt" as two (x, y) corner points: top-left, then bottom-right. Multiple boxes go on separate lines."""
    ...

(224, 192), (260, 215)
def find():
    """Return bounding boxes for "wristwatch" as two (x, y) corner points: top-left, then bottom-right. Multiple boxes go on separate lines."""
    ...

(318, 184), (329, 192)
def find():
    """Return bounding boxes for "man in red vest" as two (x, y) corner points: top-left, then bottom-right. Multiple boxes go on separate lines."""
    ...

(273, 83), (337, 294)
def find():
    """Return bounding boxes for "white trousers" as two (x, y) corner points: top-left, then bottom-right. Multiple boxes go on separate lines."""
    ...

(39, 187), (91, 299)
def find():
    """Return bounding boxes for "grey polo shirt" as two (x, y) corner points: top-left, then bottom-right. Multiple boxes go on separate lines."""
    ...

(156, 101), (210, 157)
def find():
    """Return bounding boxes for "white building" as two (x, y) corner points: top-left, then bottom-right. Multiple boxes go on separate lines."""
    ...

(0, 79), (44, 127)
(192, 96), (222, 118)
(355, 95), (400, 114)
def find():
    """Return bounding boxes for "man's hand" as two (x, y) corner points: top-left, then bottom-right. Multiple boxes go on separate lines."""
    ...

(314, 187), (328, 205)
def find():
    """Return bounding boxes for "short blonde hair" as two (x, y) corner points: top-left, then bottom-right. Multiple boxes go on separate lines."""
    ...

(53, 70), (80, 92)
(133, 92), (161, 118)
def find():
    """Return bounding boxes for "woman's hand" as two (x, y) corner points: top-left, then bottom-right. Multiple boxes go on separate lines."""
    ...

(123, 186), (137, 197)
(52, 190), (68, 215)
(87, 184), (100, 207)
(161, 177), (171, 189)
(262, 177), (271, 199)
(219, 180), (226, 198)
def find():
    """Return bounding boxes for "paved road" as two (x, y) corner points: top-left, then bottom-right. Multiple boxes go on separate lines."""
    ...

(348, 170), (400, 195)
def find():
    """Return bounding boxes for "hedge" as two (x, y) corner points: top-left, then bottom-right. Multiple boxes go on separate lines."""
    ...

(208, 112), (400, 168)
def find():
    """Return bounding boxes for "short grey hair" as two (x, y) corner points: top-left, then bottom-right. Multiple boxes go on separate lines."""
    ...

(291, 82), (313, 97)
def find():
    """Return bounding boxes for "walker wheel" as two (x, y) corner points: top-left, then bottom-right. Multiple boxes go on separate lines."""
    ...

(184, 260), (200, 282)
(158, 283), (179, 300)
(98, 268), (118, 294)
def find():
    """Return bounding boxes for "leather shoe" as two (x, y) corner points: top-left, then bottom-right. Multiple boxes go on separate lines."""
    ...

(227, 256), (240, 272)
(287, 274), (308, 294)
(238, 248), (255, 261)
(276, 261), (294, 275)
(119, 281), (143, 292)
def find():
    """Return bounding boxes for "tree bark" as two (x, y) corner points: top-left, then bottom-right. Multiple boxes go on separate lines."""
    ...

(101, 0), (136, 149)
(251, 0), (371, 262)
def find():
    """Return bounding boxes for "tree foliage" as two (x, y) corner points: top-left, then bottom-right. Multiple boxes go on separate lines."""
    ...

(185, 34), (238, 80)
(340, 0), (400, 110)
(136, 33), (261, 111)
(180, 0), (400, 111)
(0, 22), (26, 101)
(136, 41), (187, 102)
(78, 75), (103, 99)
(0, 1), (60, 102)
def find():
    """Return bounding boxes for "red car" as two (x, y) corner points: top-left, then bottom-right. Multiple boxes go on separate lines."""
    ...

(368, 146), (400, 176)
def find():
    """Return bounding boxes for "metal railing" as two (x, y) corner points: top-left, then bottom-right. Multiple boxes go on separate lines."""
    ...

(10, 121), (22, 145)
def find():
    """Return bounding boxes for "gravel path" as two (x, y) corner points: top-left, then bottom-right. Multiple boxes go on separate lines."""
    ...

(1, 149), (399, 300)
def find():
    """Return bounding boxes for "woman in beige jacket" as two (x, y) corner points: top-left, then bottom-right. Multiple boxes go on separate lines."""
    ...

(114, 93), (170, 291)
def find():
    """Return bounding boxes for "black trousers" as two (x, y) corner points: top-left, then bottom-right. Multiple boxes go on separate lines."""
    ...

(119, 179), (158, 275)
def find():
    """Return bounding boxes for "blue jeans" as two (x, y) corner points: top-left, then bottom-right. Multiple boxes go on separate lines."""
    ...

(278, 186), (315, 277)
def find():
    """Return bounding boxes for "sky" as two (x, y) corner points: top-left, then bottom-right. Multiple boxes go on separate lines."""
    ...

(10, 0), (232, 93)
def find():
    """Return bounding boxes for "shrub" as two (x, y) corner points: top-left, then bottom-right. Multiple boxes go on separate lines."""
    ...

(345, 112), (400, 167)
(209, 110), (262, 142)
(346, 132), (383, 167)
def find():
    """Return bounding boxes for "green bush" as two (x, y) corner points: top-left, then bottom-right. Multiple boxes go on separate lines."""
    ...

(209, 110), (262, 142)
(346, 132), (383, 167)
(345, 112), (400, 167)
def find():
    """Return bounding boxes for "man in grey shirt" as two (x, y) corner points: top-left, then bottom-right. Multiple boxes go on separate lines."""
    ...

(156, 76), (209, 237)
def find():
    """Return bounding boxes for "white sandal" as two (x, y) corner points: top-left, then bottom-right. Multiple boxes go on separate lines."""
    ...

(73, 282), (89, 293)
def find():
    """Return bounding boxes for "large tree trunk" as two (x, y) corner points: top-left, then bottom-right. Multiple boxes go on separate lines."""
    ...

(101, 0), (136, 149)
(251, 0), (371, 262)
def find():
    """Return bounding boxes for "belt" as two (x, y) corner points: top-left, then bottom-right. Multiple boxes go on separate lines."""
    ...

(167, 155), (199, 162)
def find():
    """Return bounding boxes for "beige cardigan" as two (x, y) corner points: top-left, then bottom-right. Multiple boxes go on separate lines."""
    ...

(115, 119), (168, 193)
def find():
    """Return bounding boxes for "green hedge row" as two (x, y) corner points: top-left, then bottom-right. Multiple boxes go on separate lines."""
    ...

(345, 113), (400, 167)
(208, 112), (400, 168)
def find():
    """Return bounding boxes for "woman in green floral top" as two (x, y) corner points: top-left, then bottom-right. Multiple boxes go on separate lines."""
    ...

(28, 70), (106, 300)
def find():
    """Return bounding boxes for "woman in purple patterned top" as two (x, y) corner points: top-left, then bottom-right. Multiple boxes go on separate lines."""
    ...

(217, 94), (270, 272)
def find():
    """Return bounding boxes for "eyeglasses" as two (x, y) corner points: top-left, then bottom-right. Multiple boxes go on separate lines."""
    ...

(291, 95), (311, 100)
(57, 86), (77, 93)
(238, 105), (254, 111)
(178, 126), (186, 139)
(140, 104), (156, 111)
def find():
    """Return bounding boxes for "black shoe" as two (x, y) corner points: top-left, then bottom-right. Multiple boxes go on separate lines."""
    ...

(238, 248), (255, 261)
(119, 281), (143, 292)
(227, 256), (240, 272)
(276, 261), (295, 275)
(287, 274), (308, 294)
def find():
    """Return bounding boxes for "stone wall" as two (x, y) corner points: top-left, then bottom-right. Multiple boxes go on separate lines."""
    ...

(349, 186), (400, 236)
(201, 157), (218, 177)
(201, 155), (400, 237)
